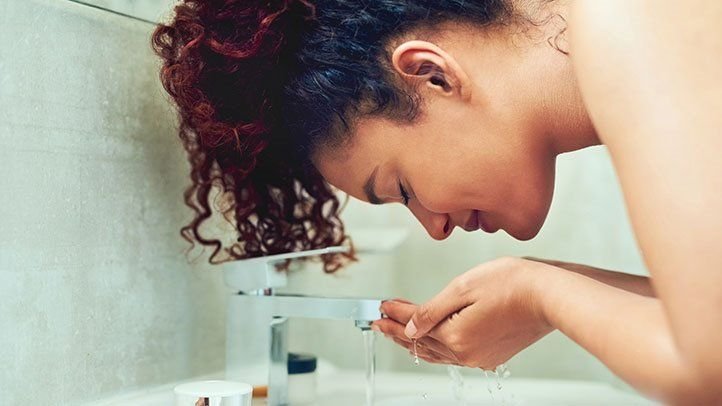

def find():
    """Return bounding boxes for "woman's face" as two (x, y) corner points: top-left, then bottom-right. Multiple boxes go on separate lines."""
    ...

(313, 29), (596, 241)
(314, 95), (556, 241)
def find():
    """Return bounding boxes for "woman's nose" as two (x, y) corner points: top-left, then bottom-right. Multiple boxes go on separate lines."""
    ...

(409, 202), (452, 240)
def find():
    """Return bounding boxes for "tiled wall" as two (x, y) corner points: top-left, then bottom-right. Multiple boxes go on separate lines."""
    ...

(0, 1), (226, 404)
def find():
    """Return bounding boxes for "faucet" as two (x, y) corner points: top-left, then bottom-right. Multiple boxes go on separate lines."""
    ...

(223, 247), (383, 406)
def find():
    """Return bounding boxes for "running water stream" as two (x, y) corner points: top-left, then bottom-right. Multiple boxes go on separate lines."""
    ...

(362, 330), (376, 406)
(407, 337), (513, 405)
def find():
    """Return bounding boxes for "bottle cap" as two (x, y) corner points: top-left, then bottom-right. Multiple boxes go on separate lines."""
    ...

(287, 353), (317, 375)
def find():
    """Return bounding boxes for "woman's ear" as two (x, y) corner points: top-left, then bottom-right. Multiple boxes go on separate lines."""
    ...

(391, 40), (472, 101)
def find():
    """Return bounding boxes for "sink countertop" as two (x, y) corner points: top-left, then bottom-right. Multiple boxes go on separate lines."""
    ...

(88, 368), (657, 406)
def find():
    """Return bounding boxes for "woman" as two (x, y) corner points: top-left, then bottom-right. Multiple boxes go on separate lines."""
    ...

(153, 0), (721, 403)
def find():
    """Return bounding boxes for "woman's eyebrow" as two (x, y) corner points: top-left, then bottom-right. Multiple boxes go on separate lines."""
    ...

(364, 166), (383, 205)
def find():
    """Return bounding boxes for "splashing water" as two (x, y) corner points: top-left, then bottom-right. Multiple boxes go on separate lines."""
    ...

(447, 365), (467, 406)
(497, 364), (512, 379)
(495, 364), (512, 406)
(362, 330), (376, 406)
(482, 364), (513, 405)
(483, 370), (496, 403)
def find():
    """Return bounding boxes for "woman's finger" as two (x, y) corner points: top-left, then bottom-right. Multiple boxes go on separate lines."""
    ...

(373, 317), (407, 338)
(410, 348), (452, 365)
(406, 276), (475, 339)
(392, 336), (411, 350)
(378, 319), (457, 360)
(376, 318), (443, 349)
(380, 300), (417, 324)
(394, 337), (451, 363)
(376, 318), (444, 348)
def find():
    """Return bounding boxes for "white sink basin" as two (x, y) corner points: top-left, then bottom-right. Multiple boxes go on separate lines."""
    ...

(90, 369), (657, 406)
(315, 371), (656, 406)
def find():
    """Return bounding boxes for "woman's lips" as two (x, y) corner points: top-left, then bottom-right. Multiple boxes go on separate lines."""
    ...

(464, 210), (495, 233)
(464, 210), (480, 231)
(477, 211), (493, 233)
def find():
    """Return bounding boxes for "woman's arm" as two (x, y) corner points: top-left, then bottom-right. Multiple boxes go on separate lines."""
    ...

(536, 262), (707, 404)
(569, 0), (722, 395)
(523, 257), (655, 297)
(379, 259), (712, 404)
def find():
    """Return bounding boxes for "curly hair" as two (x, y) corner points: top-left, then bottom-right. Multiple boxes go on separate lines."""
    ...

(151, 0), (511, 271)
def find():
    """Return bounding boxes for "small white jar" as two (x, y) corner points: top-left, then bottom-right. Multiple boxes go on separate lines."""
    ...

(174, 380), (252, 406)
(287, 353), (318, 405)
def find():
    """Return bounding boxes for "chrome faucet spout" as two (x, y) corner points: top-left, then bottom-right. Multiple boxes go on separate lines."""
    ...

(249, 293), (382, 322)
(233, 292), (382, 406)
(223, 247), (384, 406)
(355, 320), (374, 331)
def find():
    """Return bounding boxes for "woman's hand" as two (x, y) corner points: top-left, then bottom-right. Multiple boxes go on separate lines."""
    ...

(373, 299), (462, 365)
(372, 257), (554, 369)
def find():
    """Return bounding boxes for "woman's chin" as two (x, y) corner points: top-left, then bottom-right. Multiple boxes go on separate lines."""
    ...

(478, 211), (546, 240)
(505, 220), (544, 241)
(513, 229), (538, 241)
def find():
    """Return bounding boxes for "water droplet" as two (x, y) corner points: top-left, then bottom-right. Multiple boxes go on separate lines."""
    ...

(412, 338), (420, 366)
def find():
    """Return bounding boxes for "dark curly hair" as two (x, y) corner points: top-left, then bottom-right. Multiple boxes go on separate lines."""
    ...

(151, 0), (512, 271)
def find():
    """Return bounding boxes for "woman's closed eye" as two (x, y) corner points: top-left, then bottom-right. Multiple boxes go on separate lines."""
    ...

(399, 181), (410, 206)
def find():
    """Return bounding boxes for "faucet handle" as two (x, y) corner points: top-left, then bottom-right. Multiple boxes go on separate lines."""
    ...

(223, 246), (350, 291)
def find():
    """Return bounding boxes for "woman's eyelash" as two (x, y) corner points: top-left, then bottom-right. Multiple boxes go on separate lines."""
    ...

(399, 181), (410, 206)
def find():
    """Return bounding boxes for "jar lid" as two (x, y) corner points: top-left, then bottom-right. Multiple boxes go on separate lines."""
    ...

(288, 352), (317, 375)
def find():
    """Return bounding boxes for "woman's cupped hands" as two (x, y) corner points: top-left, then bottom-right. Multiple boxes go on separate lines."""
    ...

(371, 257), (557, 369)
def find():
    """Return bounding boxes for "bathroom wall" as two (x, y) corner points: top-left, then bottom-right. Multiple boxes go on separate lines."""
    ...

(0, 1), (227, 404)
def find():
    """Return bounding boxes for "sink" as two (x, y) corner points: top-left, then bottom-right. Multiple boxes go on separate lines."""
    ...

(314, 371), (657, 406)
(91, 368), (657, 406)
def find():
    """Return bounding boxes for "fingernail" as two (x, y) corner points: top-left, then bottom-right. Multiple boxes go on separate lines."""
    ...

(404, 320), (417, 338)
(371, 324), (381, 333)
(379, 305), (387, 318)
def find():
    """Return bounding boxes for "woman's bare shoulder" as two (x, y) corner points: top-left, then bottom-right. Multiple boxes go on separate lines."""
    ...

(567, 0), (722, 147)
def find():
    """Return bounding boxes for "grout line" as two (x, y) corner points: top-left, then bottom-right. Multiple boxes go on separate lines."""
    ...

(64, 0), (158, 26)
